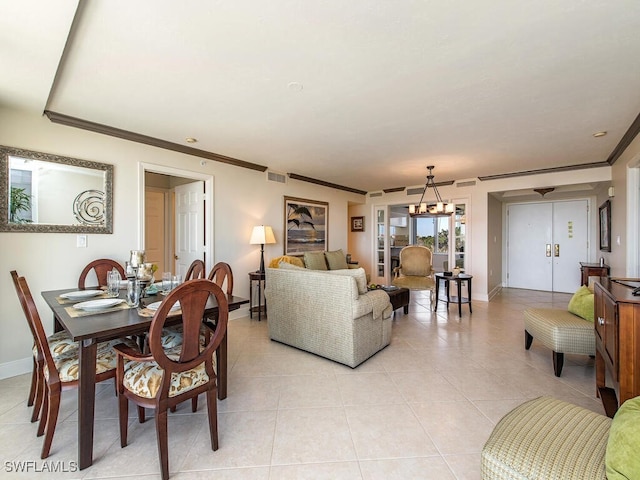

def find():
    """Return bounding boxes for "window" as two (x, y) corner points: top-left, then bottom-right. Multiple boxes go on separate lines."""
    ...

(414, 216), (449, 253)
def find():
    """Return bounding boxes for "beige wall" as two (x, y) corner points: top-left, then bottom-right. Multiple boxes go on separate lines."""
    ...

(607, 134), (640, 277)
(0, 107), (362, 378)
(486, 194), (503, 296)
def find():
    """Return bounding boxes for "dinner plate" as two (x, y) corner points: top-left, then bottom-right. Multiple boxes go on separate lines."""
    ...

(61, 290), (103, 300)
(73, 298), (125, 311)
(146, 301), (180, 311)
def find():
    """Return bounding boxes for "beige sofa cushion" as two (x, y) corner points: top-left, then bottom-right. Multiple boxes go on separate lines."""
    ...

(325, 249), (349, 270)
(320, 267), (368, 294)
(304, 251), (328, 270)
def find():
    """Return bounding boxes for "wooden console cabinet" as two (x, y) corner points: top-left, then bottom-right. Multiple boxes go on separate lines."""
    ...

(594, 278), (640, 417)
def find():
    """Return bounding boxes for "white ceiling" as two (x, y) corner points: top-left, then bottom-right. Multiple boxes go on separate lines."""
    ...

(2, 0), (640, 193)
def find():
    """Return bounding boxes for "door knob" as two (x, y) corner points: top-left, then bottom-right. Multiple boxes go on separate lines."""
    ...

(554, 244), (560, 257)
(174, 255), (179, 260)
(546, 244), (551, 257)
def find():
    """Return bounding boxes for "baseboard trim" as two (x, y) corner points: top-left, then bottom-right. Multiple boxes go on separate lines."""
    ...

(0, 357), (32, 381)
(488, 284), (503, 301)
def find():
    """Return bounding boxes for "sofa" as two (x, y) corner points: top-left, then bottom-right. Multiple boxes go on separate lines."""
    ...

(264, 264), (392, 367)
(481, 395), (640, 480)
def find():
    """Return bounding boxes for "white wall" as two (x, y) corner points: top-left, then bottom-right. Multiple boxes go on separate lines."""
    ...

(0, 107), (363, 378)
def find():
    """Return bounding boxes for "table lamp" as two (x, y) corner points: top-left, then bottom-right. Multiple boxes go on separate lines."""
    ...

(249, 225), (276, 273)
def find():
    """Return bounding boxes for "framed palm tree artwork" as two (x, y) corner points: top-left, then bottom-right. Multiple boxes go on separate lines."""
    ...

(284, 196), (328, 255)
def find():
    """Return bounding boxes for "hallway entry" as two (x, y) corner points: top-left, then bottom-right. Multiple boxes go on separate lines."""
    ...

(507, 199), (588, 293)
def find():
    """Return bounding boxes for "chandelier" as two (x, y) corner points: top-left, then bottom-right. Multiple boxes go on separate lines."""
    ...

(408, 166), (455, 217)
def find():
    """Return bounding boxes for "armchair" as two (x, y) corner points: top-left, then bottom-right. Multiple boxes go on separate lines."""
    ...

(391, 246), (436, 302)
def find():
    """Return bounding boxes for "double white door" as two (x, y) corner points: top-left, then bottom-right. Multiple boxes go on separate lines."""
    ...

(507, 200), (588, 293)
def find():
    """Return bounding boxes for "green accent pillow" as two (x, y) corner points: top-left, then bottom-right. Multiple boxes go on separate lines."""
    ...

(606, 396), (640, 480)
(303, 251), (328, 270)
(568, 285), (595, 322)
(325, 249), (348, 270)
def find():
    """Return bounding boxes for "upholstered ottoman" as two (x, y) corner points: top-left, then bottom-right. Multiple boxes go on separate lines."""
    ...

(482, 396), (611, 480)
(523, 307), (595, 376)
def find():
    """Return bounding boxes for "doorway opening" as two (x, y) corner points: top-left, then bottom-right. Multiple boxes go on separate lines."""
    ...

(139, 163), (214, 277)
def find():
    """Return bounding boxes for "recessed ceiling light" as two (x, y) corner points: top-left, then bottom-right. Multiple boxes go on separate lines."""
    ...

(185, 137), (198, 143)
(592, 131), (607, 138)
(287, 82), (303, 92)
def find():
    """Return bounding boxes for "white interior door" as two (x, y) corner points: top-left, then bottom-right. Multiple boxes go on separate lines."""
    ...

(552, 200), (588, 293)
(507, 200), (588, 292)
(174, 181), (204, 278)
(507, 203), (553, 290)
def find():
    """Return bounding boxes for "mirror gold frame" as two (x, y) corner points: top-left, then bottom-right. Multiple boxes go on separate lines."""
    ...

(0, 145), (113, 233)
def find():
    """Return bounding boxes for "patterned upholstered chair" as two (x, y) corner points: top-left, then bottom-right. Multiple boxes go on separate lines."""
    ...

(482, 396), (619, 480)
(114, 279), (228, 480)
(184, 259), (206, 280)
(391, 245), (436, 302)
(78, 258), (125, 289)
(523, 307), (595, 376)
(12, 272), (135, 459)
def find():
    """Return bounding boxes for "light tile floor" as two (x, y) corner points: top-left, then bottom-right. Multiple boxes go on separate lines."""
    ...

(0, 288), (603, 479)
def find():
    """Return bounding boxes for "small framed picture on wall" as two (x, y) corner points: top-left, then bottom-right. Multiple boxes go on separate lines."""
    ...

(351, 216), (364, 232)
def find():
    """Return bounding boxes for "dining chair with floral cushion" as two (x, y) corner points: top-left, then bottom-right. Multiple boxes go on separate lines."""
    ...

(78, 258), (125, 289)
(11, 273), (137, 459)
(10, 271), (77, 424)
(114, 279), (228, 480)
(184, 259), (205, 280)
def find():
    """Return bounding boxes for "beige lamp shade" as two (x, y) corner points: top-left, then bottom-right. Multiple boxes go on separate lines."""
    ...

(250, 225), (276, 273)
(249, 225), (276, 245)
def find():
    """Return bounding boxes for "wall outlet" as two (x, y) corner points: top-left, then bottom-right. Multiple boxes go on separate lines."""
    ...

(77, 235), (88, 248)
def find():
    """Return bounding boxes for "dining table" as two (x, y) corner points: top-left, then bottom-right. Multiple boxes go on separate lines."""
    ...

(41, 286), (248, 471)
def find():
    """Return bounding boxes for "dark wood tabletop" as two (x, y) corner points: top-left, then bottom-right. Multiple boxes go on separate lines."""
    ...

(41, 287), (248, 471)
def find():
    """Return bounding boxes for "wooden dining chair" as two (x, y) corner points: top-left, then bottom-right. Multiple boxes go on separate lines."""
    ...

(11, 272), (136, 459)
(184, 259), (206, 280)
(78, 258), (125, 289)
(10, 271), (77, 424)
(207, 262), (234, 295)
(114, 279), (228, 480)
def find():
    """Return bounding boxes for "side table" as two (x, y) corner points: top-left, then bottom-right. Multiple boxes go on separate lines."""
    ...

(248, 271), (266, 321)
(579, 262), (609, 286)
(434, 273), (472, 316)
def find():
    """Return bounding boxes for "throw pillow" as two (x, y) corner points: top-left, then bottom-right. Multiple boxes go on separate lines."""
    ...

(325, 249), (348, 270)
(324, 267), (368, 295)
(268, 255), (305, 269)
(568, 285), (595, 322)
(304, 251), (328, 270)
(605, 396), (640, 480)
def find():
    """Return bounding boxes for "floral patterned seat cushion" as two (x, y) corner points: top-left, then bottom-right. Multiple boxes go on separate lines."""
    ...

(32, 330), (79, 359)
(121, 345), (215, 398)
(160, 324), (210, 349)
(44, 337), (137, 382)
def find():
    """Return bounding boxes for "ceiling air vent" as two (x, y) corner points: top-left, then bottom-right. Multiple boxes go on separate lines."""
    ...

(406, 187), (425, 196)
(456, 180), (476, 187)
(266, 171), (287, 184)
(369, 192), (383, 198)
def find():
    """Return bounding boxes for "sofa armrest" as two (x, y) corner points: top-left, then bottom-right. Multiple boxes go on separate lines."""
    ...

(353, 289), (392, 320)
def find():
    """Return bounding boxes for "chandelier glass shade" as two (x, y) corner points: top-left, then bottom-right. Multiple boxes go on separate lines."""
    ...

(408, 166), (454, 217)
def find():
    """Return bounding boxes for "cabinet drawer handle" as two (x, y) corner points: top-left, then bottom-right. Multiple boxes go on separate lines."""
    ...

(598, 317), (605, 326)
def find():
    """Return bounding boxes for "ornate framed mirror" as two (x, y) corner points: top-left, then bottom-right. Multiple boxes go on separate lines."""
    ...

(0, 145), (113, 233)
